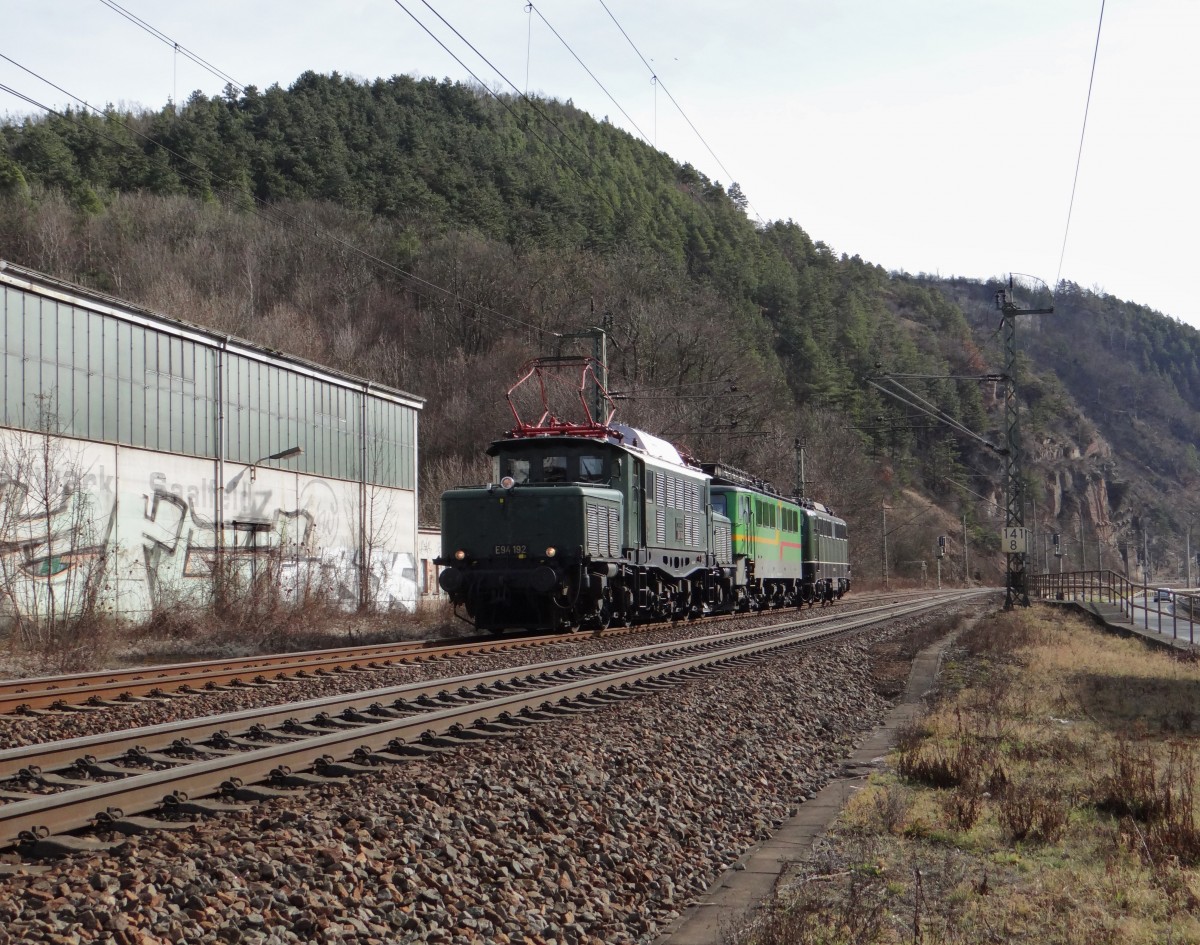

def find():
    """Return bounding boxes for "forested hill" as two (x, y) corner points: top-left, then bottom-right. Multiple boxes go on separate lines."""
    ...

(1, 71), (1197, 576)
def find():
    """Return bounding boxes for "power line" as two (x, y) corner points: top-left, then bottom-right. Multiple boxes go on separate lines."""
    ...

(0, 57), (555, 337)
(1055, 0), (1106, 295)
(596, 0), (764, 224)
(525, 2), (651, 145)
(393, 0), (617, 215)
(97, 0), (246, 94)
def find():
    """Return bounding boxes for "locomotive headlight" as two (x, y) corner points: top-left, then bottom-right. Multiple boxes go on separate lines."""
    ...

(454, 549), (466, 561)
(545, 546), (557, 557)
(500, 476), (515, 489)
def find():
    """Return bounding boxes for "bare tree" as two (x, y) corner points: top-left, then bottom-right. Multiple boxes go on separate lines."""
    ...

(0, 398), (110, 670)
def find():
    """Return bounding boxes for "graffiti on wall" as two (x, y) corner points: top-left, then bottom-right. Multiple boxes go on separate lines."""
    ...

(0, 456), (417, 623)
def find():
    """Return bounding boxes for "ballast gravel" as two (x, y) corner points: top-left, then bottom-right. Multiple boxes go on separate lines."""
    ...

(0, 606), (977, 944)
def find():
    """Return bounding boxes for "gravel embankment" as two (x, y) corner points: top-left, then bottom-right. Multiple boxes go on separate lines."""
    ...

(0, 606), (979, 944)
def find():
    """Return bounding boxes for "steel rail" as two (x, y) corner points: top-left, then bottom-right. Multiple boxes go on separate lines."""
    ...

(0, 593), (980, 848)
(0, 589), (936, 714)
(0, 595), (942, 778)
(0, 636), (551, 715)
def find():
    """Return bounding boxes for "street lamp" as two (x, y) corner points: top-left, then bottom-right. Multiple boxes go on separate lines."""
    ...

(225, 446), (303, 493)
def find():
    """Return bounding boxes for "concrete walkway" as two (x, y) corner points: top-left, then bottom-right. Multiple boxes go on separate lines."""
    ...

(657, 624), (966, 945)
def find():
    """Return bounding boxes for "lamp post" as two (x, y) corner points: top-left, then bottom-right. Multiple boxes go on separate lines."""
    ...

(224, 446), (303, 494)
(222, 446), (303, 596)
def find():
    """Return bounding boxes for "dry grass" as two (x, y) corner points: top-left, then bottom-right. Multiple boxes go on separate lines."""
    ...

(735, 607), (1200, 945)
(0, 589), (462, 677)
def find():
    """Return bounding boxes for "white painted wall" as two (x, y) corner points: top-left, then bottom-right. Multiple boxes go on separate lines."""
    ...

(0, 427), (418, 624)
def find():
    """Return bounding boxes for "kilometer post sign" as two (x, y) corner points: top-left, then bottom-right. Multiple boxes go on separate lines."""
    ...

(1001, 527), (1030, 554)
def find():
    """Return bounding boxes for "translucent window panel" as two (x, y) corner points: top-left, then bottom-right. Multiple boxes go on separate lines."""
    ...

(169, 387), (186, 453)
(142, 365), (159, 451)
(87, 368), (104, 441)
(102, 373), (120, 442)
(115, 321), (133, 380)
(285, 372), (300, 464)
(3, 287), (24, 362)
(132, 328), (148, 401)
(21, 292), (36, 356)
(73, 306), (89, 369)
(117, 378), (134, 444)
(3, 354), (22, 427)
(152, 333), (166, 379)
(56, 303), (74, 366)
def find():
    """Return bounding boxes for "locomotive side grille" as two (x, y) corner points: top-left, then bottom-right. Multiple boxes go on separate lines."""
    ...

(586, 504), (621, 557)
(656, 508), (666, 544)
(714, 521), (732, 562)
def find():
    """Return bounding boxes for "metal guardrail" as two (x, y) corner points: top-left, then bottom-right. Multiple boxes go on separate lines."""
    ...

(1029, 569), (1199, 646)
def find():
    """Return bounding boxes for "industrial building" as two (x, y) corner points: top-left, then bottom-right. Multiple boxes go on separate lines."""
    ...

(0, 260), (423, 624)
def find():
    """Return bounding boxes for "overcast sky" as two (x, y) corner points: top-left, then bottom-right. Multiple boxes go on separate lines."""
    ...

(5, 0), (1198, 330)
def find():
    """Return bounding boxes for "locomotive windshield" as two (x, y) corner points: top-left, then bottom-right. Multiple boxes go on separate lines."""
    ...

(493, 443), (615, 485)
(711, 493), (727, 516)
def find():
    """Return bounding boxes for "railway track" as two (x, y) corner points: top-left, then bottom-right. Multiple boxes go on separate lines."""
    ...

(0, 589), (932, 716)
(0, 590), (981, 854)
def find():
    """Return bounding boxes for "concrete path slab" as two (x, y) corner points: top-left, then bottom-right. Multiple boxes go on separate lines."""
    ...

(657, 621), (969, 945)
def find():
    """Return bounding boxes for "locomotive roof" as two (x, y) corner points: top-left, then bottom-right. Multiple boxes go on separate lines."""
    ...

(494, 422), (699, 471)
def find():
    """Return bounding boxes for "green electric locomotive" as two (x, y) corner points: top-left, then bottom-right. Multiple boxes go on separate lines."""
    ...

(438, 423), (734, 631)
(705, 463), (850, 607)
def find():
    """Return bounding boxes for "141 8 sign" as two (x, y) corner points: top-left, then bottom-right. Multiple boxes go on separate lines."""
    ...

(1001, 527), (1030, 554)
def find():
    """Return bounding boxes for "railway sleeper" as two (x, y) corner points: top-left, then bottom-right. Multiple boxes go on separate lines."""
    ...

(417, 730), (487, 749)
(161, 793), (250, 817)
(202, 734), (270, 753)
(268, 767), (341, 788)
(280, 720), (330, 737)
(338, 709), (384, 724)
(124, 747), (185, 767)
(25, 770), (92, 788)
(93, 811), (194, 836)
(310, 712), (367, 730)
(18, 832), (121, 858)
(349, 748), (415, 765)
(77, 757), (158, 777)
(219, 779), (295, 803)
(471, 719), (530, 733)
(364, 703), (407, 719)
(376, 743), (452, 758)
(313, 756), (376, 778)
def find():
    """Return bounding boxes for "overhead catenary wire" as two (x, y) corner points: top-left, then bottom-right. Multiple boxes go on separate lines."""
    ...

(97, 0), (246, 95)
(393, 0), (621, 219)
(596, 0), (764, 224)
(1054, 0), (1106, 296)
(0, 56), (555, 338)
(524, 2), (651, 145)
(866, 375), (1001, 453)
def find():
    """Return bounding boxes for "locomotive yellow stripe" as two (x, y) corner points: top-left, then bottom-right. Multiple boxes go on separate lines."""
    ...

(730, 533), (802, 550)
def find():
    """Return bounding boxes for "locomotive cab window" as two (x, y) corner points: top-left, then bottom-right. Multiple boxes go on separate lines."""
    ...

(498, 457), (531, 483)
(543, 455), (569, 482)
(580, 454), (606, 482)
(711, 493), (727, 516)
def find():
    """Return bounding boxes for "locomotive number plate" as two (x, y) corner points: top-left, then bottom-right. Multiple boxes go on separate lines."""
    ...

(494, 544), (528, 555)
